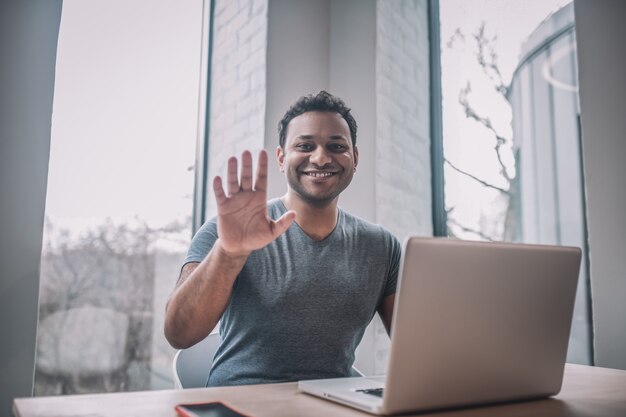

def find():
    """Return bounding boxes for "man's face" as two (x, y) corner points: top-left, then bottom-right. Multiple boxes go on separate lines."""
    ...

(277, 111), (358, 207)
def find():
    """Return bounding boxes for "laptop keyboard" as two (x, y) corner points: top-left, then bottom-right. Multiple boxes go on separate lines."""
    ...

(356, 388), (384, 398)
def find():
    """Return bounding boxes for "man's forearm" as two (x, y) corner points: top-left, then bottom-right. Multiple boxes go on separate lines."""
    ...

(164, 239), (248, 349)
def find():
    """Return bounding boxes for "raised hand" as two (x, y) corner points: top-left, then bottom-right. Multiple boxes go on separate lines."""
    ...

(213, 150), (296, 257)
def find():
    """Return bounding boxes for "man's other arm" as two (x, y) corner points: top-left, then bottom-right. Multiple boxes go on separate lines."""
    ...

(378, 294), (395, 336)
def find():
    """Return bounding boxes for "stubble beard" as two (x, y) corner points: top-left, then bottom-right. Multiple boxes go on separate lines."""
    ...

(286, 169), (353, 208)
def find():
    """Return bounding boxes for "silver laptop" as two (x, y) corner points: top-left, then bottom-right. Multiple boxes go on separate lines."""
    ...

(298, 237), (581, 415)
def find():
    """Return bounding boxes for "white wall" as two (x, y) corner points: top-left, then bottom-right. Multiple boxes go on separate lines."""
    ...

(574, 0), (626, 370)
(265, 0), (332, 202)
(0, 0), (63, 414)
(328, 0), (377, 222)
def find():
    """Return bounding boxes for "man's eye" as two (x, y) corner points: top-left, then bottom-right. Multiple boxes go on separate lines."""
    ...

(328, 144), (347, 152)
(295, 143), (314, 151)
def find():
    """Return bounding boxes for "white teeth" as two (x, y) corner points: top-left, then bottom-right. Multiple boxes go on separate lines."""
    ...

(306, 172), (334, 178)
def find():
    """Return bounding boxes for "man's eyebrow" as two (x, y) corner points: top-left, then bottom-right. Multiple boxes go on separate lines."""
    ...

(295, 134), (315, 140)
(294, 134), (349, 141)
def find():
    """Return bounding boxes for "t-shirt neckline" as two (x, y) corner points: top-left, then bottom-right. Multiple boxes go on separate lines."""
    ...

(274, 198), (343, 245)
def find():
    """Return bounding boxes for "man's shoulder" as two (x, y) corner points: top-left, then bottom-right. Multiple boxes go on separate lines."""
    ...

(339, 208), (399, 244)
(266, 198), (285, 219)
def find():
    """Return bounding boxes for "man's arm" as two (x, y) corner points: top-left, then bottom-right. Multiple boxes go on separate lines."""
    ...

(164, 150), (295, 349)
(377, 294), (395, 336)
(164, 241), (247, 349)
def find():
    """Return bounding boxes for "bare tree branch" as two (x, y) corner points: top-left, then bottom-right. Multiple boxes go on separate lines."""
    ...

(473, 22), (508, 96)
(447, 215), (495, 241)
(459, 83), (513, 183)
(444, 22), (519, 242)
(445, 158), (509, 194)
(446, 28), (465, 49)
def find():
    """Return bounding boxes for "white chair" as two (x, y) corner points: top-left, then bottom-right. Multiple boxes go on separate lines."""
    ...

(172, 332), (220, 389)
(172, 332), (364, 389)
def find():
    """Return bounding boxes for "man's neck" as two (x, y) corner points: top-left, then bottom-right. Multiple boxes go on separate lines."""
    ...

(281, 193), (338, 241)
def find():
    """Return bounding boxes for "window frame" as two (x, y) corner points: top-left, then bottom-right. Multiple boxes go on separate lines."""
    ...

(429, 0), (595, 364)
(428, 0), (447, 237)
(192, 0), (216, 235)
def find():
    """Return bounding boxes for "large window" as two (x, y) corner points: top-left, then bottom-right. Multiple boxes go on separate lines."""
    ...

(35, 0), (203, 395)
(437, 0), (592, 364)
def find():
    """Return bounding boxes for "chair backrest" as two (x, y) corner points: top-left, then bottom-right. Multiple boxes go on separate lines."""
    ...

(172, 332), (220, 389)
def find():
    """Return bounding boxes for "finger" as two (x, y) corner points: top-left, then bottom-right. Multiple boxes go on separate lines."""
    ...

(255, 149), (268, 192)
(227, 156), (239, 196)
(240, 150), (253, 191)
(271, 210), (297, 239)
(213, 176), (227, 205)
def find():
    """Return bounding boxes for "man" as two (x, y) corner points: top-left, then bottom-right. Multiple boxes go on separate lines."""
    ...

(164, 91), (401, 387)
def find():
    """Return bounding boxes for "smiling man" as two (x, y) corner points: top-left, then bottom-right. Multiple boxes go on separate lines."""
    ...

(164, 91), (401, 387)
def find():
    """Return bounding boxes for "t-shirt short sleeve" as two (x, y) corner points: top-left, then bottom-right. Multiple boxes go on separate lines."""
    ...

(382, 230), (402, 298)
(184, 218), (218, 265)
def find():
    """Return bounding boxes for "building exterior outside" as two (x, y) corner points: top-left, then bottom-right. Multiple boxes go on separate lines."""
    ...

(508, 3), (591, 364)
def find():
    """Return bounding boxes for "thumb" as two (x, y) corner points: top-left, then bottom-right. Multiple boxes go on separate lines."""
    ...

(271, 210), (296, 239)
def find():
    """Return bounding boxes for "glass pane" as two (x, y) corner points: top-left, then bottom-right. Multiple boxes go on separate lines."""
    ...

(439, 0), (592, 364)
(35, 0), (203, 395)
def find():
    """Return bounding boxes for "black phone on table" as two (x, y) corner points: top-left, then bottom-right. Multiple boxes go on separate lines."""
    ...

(175, 402), (250, 417)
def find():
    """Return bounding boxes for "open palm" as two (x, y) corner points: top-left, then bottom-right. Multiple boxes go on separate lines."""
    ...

(213, 150), (295, 256)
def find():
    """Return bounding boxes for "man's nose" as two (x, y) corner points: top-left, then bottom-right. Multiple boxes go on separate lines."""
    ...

(309, 147), (331, 166)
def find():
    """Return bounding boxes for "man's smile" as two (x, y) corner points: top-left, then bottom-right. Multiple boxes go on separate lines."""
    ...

(302, 170), (338, 178)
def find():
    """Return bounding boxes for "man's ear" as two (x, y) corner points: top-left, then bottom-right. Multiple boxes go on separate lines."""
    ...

(353, 145), (359, 169)
(276, 145), (285, 172)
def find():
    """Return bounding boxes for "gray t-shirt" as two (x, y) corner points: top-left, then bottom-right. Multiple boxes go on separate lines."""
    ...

(184, 199), (401, 387)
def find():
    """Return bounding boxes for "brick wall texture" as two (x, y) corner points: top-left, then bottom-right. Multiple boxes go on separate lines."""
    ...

(207, 0), (268, 218)
(376, 0), (432, 241)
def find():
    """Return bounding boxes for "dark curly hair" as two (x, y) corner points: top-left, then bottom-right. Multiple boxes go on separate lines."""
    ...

(278, 91), (357, 149)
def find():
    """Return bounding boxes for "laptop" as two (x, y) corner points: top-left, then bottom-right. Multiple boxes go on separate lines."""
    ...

(298, 237), (582, 415)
